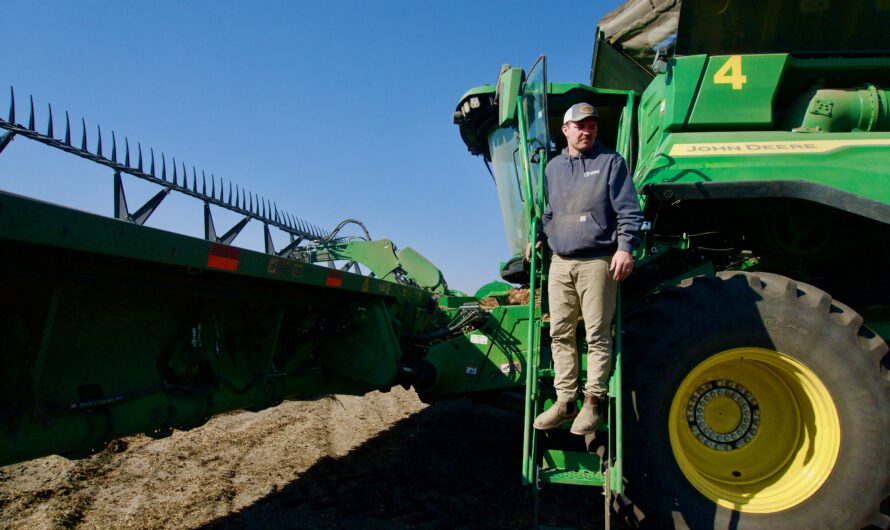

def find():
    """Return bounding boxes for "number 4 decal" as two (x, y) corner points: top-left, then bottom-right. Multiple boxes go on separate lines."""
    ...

(713, 56), (747, 90)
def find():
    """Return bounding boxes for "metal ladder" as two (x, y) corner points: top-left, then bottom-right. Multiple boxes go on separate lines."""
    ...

(521, 236), (624, 528)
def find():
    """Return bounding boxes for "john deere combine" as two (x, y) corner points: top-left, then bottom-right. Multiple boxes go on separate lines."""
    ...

(453, 0), (889, 528)
(1, 0), (889, 529)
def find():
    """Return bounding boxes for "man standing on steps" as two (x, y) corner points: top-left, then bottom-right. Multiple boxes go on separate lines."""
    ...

(528, 102), (643, 435)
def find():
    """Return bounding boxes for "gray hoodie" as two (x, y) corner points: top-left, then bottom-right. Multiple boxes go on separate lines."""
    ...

(542, 142), (643, 257)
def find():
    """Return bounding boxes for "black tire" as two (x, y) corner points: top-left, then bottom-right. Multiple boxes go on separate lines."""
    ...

(619, 272), (890, 530)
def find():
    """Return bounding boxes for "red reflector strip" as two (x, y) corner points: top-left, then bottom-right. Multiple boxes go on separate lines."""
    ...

(326, 270), (344, 288)
(207, 244), (240, 271)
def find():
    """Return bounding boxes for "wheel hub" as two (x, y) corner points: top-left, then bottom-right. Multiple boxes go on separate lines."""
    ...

(669, 348), (841, 513)
(686, 380), (760, 451)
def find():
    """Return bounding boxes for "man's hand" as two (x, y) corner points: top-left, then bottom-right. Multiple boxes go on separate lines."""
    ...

(525, 241), (543, 261)
(610, 250), (634, 281)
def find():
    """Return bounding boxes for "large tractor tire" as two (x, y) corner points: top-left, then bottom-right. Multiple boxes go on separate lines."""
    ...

(620, 272), (890, 529)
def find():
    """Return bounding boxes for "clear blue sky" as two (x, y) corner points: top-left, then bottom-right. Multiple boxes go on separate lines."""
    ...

(1, 1), (614, 293)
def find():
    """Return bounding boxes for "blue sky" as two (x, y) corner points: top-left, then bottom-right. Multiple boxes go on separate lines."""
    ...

(1, 1), (614, 293)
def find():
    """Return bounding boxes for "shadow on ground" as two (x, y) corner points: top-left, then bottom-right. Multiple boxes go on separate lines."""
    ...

(200, 399), (604, 530)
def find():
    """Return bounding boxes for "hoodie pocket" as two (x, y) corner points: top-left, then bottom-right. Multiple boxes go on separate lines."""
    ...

(543, 211), (610, 256)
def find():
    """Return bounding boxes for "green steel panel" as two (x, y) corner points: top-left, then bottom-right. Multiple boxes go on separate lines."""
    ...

(688, 54), (789, 127)
(639, 131), (890, 207)
(663, 55), (708, 132)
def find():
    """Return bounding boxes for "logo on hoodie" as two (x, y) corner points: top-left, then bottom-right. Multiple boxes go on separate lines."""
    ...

(583, 170), (600, 178)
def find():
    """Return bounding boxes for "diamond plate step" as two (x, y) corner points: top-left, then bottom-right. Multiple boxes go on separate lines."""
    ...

(539, 449), (604, 487)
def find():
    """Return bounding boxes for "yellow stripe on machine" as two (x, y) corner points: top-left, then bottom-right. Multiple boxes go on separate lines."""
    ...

(669, 138), (890, 157)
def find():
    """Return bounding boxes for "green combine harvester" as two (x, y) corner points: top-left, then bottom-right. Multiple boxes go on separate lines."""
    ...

(1, 0), (888, 529)
(453, 0), (889, 528)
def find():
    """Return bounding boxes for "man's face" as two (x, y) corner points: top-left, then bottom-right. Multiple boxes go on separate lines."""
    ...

(561, 117), (598, 154)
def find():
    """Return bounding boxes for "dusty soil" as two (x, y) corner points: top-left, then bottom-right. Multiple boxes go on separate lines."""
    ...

(0, 388), (604, 529)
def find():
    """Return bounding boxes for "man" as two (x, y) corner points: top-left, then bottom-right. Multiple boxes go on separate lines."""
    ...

(529, 102), (643, 435)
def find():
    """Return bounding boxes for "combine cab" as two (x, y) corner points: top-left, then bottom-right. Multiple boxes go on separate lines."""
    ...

(455, 0), (889, 528)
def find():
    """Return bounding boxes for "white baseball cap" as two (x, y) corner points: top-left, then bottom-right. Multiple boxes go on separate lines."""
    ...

(563, 102), (599, 124)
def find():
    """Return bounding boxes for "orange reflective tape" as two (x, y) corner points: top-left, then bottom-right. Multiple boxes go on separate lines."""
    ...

(207, 244), (240, 271)
(326, 269), (344, 288)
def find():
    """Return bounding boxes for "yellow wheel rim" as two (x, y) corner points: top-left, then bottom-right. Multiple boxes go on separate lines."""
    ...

(669, 347), (840, 513)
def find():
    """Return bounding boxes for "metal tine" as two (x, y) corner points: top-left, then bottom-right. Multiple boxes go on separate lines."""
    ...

(81, 118), (87, 150)
(64, 111), (71, 145)
(227, 181), (232, 205)
(261, 197), (266, 217)
(202, 170), (207, 196)
(96, 124), (103, 158)
(188, 164), (195, 192)
(171, 156), (177, 185)
(144, 145), (149, 174)
(125, 137), (131, 167)
(111, 131), (117, 163)
(8, 86), (14, 123)
(274, 202), (279, 223)
(248, 192), (253, 213)
(46, 104), (54, 138)
(28, 95), (35, 131)
(256, 194), (261, 215)
(235, 184), (240, 209)
(162, 154), (168, 182)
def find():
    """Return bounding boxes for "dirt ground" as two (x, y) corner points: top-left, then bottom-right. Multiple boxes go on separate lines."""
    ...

(0, 388), (605, 529)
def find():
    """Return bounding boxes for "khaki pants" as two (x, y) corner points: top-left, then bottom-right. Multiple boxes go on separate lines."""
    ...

(548, 254), (618, 402)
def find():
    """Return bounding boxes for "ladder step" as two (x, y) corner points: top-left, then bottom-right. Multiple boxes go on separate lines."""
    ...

(540, 449), (604, 487)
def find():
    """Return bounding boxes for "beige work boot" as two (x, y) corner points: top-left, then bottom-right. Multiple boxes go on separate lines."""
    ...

(570, 395), (603, 435)
(533, 400), (578, 430)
